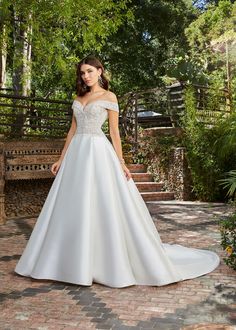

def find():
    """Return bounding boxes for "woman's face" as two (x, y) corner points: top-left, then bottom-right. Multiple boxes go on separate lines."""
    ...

(80, 64), (101, 87)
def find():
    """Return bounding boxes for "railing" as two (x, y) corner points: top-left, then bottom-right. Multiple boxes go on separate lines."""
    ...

(191, 84), (232, 124)
(168, 82), (233, 124)
(0, 83), (233, 145)
(0, 93), (72, 138)
(119, 82), (233, 152)
(119, 87), (172, 151)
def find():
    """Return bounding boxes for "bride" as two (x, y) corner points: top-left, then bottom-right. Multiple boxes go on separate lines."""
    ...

(15, 55), (220, 288)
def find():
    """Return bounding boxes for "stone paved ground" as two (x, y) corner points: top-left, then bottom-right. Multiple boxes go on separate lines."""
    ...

(0, 201), (236, 330)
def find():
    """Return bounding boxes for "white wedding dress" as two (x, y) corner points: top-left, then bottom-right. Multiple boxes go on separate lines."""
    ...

(15, 99), (220, 288)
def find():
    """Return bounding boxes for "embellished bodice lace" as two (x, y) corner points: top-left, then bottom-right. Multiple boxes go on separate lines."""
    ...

(72, 99), (119, 136)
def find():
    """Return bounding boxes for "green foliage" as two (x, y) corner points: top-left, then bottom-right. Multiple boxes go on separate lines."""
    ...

(0, 0), (197, 96)
(219, 212), (236, 270)
(181, 87), (220, 200)
(131, 127), (182, 182)
(213, 112), (236, 162)
(219, 170), (236, 198)
(167, 1), (236, 92)
(194, 0), (236, 9)
(182, 85), (236, 201)
(100, 0), (194, 94)
(186, 0), (235, 50)
(216, 113), (236, 199)
(165, 54), (209, 84)
(0, 0), (131, 96)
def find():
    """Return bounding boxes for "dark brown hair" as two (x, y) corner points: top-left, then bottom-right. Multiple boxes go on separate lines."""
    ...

(76, 55), (109, 96)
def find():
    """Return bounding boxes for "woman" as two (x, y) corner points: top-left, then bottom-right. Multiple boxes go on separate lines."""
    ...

(15, 55), (220, 288)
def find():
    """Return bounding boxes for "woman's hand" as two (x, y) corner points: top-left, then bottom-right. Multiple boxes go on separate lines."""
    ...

(121, 163), (132, 180)
(51, 160), (62, 176)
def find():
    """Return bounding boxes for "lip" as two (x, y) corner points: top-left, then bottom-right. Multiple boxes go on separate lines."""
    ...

(85, 80), (91, 83)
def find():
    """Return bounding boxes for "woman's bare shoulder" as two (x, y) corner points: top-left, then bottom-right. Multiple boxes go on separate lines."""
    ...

(104, 91), (118, 103)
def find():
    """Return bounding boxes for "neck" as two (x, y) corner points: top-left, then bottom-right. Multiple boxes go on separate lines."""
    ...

(89, 83), (103, 94)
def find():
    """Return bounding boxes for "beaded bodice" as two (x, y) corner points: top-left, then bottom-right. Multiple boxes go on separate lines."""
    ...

(72, 99), (119, 136)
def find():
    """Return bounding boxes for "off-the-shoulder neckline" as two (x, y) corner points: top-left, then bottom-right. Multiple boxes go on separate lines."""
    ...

(73, 98), (118, 109)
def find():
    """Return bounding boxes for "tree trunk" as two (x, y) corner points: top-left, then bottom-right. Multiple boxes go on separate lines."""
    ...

(22, 13), (32, 97)
(0, 24), (7, 89)
(11, 10), (32, 136)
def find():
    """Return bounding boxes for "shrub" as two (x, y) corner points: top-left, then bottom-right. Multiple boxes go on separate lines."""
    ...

(182, 85), (236, 201)
(219, 212), (236, 270)
(219, 170), (236, 199)
(181, 86), (221, 200)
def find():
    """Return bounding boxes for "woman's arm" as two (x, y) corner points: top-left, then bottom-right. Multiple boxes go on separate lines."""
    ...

(58, 114), (77, 162)
(108, 94), (132, 180)
(51, 114), (77, 175)
(108, 110), (123, 159)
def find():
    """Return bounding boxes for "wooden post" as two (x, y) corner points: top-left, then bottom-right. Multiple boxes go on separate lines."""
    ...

(0, 142), (6, 224)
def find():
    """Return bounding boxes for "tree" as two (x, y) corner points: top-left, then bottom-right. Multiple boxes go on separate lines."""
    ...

(165, 0), (236, 88)
(0, 24), (7, 89)
(0, 0), (130, 98)
(97, 0), (194, 94)
(185, 0), (236, 88)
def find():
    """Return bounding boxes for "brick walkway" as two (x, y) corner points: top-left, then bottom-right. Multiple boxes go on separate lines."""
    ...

(0, 201), (235, 330)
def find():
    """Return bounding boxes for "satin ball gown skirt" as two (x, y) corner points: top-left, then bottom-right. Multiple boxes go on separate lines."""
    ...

(15, 132), (220, 288)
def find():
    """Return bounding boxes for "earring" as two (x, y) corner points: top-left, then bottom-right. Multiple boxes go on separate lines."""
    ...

(98, 75), (104, 87)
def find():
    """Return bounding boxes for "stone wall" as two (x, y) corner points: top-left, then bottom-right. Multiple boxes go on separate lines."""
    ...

(5, 179), (53, 219)
(141, 127), (194, 200)
(165, 147), (193, 200)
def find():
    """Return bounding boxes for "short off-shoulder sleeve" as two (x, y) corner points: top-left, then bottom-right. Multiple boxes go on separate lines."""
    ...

(71, 100), (76, 110)
(104, 101), (119, 113)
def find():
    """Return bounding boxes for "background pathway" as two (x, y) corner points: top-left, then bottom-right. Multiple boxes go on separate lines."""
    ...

(0, 201), (235, 330)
